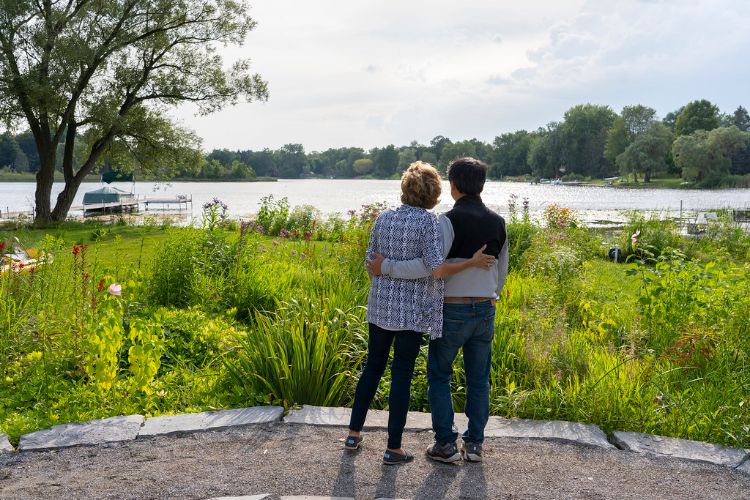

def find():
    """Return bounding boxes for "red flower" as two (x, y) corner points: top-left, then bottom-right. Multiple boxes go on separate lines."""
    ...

(97, 279), (106, 292)
(0, 242), (5, 253)
(72, 245), (80, 257)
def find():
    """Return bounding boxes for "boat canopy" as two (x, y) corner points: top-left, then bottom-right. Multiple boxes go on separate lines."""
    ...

(82, 186), (131, 204)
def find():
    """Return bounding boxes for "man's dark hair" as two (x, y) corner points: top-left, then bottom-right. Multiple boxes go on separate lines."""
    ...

(447, 157), (488, 195)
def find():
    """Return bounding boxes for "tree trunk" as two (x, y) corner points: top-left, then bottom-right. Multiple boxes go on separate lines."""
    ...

(644, 169), (651, 183)
(33, 150), (56, 224)
(51, 179), (83, 221)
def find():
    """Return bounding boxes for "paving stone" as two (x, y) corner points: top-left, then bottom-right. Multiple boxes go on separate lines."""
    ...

(284, 405), (470, 431)
(208, 496), (270, 500)
(611, 431), (747, 468)
(139, 407), (283, 437)
(19, 415), (144, 451)
(0, 433), (13, 453)
(280, 497), (354, 500)
(483, 416), (614, 449)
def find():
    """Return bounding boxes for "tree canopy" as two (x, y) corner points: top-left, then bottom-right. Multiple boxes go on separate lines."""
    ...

(0, 0), (267, 222)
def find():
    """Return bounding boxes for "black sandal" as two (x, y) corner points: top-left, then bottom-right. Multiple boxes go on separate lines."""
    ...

(344, 434), (364, 450)
(383, 449), (414, 465)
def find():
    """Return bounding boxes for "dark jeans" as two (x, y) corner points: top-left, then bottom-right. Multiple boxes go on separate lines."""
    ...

(428, 302), (495, 445)
(349, 323), (423, 450)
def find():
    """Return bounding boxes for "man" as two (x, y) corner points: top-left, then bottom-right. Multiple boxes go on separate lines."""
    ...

(368, 157), (508, 463)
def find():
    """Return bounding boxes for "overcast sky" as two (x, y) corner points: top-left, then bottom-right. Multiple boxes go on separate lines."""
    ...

(174, 0), (750, 152)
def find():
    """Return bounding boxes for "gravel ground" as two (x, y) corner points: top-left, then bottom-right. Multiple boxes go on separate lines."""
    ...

(0, 422), (748, 499)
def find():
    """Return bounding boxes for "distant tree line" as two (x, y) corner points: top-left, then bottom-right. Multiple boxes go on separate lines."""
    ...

(2, 99), (749, 186)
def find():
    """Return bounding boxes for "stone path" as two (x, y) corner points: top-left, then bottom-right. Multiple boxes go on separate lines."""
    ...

(1, 405), (748, 499)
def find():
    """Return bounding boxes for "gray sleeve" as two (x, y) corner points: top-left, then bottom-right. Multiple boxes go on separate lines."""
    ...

(383, 215), (454, 279)
(496, 228), (509, 297)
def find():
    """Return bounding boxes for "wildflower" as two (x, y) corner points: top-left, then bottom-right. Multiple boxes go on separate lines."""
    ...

(279, 229), (291, 239)
(255, 224), (265, 235)
(72, 245), (80, 257)
(272, 240), (280, 247)
(304, 231), (311, 242)
(631, 229), (641, 247)
(97, 279), (106, 292)
(108, 283), (122, 296)
(0, 241), (5, 253)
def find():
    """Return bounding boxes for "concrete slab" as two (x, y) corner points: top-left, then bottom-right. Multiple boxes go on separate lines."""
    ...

(484, 416), (614, 449)
(208, 496), (270, 500)
(1, 433), (13, 453)
(280, 497), (354, 500)
(611, 431), (748, 468)
(139, 406), (283, 437)
(284, 405), (469, 431)
(284, 406), (612, 449)
(18, 415), (144, 451)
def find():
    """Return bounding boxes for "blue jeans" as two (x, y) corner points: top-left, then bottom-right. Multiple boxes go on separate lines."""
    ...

(349, 323), (424, 449)
(427, 302), (495, 445)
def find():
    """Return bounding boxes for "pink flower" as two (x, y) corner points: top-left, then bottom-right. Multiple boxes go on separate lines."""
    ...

(631, 229), (640, 247)
(108, 284), (122, 296)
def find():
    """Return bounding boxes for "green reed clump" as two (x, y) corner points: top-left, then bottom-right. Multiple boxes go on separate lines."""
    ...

(225, 298), (367, 408)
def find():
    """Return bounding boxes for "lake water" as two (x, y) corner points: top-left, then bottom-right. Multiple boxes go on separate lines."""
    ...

(1, 180), (749, 225)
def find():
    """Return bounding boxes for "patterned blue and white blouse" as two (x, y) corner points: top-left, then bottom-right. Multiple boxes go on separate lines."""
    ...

(365, 205), (445, 338)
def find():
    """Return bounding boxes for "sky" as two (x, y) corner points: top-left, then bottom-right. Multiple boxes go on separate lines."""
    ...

(173, 0), (750, 153)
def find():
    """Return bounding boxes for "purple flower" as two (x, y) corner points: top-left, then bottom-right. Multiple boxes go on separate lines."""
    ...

(108, 283), (122, 296)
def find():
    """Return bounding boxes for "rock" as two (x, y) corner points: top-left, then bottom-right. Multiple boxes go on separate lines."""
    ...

(737, 458), (750, 475)
(483, 416), (614, 449)
(611, 431), (748, 468)
(284, 405), (467, 431)
(208, 496), (270, 500)
(19, 415), (144, 451)
(1, 433), (13, 453)
(139, 407), (283, 437)
(280, 497), (354, 500)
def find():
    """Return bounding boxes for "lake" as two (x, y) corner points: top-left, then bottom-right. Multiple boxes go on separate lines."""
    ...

(1, 180), (749, 225)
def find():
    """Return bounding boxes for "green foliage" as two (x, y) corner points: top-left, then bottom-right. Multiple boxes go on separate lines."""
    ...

(225, 298), (367, 408)
(0, 1), (268, 222)
(672, 127), (750, 183)
(674, 99), (721, 136)
(2, 211), (749, 450)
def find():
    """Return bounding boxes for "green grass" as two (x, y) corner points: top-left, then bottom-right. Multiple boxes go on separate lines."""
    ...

(1, 211), (749, 448)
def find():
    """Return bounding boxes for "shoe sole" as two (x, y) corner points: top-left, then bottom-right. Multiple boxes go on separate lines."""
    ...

(426, 452), (461, 464)
(461, 449), (482, 462)
(344, 437), (364, 450)
(383, 457), (414, 465)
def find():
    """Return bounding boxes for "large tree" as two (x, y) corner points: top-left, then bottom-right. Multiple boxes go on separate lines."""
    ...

(673, 126), (749, 182)
(491, 130), (532, 178)
(0, 1), (268, 223)
(605, 105), (657, 166)
(674, 99), (720, 137)
(732, 106), (750, 132)
(560, 104), (617, 177)
(616, 122), (672, 183)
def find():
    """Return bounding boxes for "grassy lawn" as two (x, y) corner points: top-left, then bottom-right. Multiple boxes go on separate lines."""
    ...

(1, 210), (748, 449)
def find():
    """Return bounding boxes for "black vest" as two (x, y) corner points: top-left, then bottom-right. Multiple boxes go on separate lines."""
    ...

(445, 195), (506, 259)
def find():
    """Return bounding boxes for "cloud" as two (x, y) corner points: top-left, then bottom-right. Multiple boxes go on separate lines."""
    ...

(174, 0), (750, 151)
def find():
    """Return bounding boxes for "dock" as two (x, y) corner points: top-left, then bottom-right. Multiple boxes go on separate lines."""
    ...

(82, 198), (140, 215)
(144, 194), (192, 212)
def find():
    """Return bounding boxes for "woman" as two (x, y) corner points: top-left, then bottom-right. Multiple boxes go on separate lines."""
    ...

(345, 161), (493, 464)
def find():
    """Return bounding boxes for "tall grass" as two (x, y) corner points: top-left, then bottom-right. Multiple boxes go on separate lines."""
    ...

(1, 203), (749, 448)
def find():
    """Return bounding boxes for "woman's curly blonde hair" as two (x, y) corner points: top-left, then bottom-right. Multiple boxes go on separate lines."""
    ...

(400, 161), (442, 209)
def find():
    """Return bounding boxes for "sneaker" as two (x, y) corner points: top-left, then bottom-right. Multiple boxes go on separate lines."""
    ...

(426, 441), (461, 463)
(461, 441), (482, 462)
(344, 434), (364, 450)
(383, 449), (414, 465)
